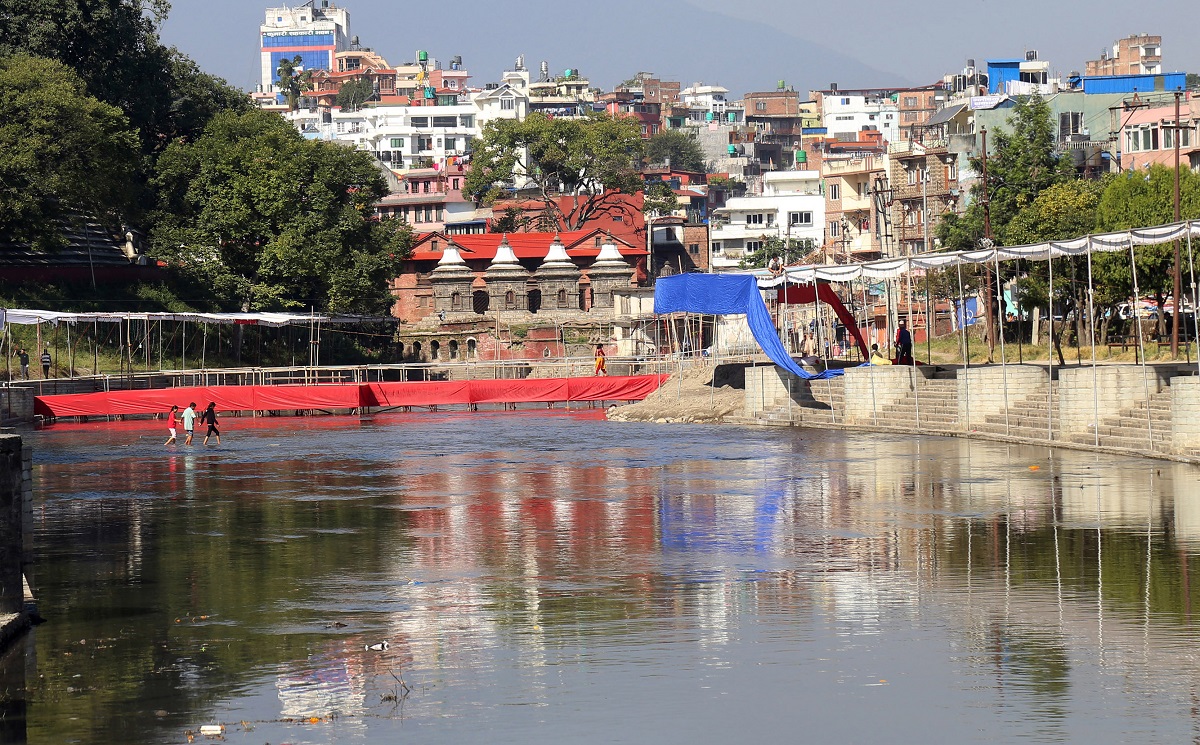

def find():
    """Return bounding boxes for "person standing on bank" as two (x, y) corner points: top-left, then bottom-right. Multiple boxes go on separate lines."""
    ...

(165, 405), (179, 446)
(594, 344), (607, 376)
(895, 321), (913, 365)
(201, 402), (221, 445)
(40, 347), (51, 378)
(181, 402), (198, 445)
(15, 349), (29, 380)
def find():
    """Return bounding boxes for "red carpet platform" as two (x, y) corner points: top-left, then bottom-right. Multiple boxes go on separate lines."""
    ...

(33, 375), (670, 418)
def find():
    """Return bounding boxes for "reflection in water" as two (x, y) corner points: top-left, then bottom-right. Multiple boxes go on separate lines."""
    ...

(19, 413), (1200, 743)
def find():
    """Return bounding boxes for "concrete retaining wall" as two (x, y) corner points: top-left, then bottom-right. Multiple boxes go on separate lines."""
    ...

(1059, 365), (1157, 436)
(842, 366), (918, 425)
(744, 365), (810, 418)
(0, 389), (33, 425)
(1172, 377), (1200, 453)
(0, 436), (25, 616)
(958, 365), (1048, 431)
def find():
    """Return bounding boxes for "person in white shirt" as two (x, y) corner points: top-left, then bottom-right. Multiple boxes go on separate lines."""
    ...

(181, 402), (198, 445)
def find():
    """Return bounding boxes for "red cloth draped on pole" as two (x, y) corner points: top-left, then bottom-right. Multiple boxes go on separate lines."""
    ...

(34, 375), (670, 418)
(776, 283), (870, 360)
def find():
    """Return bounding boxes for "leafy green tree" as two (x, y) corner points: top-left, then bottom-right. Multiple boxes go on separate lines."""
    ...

(937, 95), (1075, 251)
(642, 181), (679, 217)
(739, 237), (817, 270)
(276, 55), (314, 111)
(0, 55), (139, 250)
(150, 110), (412, 314)
(0, 0), (248, 156)
(464, 112), (644, 230)
(646, 129), (706, 172)
(1006, 180), (1105, 361)
(489, 206), (529, 234)
(1092, 165), (1200, 340)
(336, 77), (374, 111)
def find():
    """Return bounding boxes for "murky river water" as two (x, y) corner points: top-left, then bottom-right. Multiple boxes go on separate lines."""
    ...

(11, 411), (1200, 743)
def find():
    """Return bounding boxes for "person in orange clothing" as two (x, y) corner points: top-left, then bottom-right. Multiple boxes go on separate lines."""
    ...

(594, 344), (607, 376)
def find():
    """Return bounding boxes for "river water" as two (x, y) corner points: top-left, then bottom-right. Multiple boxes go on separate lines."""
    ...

(12, 411), (1200, 743)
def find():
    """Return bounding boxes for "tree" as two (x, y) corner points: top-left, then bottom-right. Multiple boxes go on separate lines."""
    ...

(642, 181), (679, 217)
(336, 77), (374, 112)
(1093, 165), (1200, 339)
(937, 95), (1075, 251)
(276, 56), (314, 111)
(150, 110), (412, 314)
(0, 55), (139, 250)
(464, 112), (644, 231)
(646, 129), (706, 172)
(0, 0), (248, 156)
(739, 237), (817, 270)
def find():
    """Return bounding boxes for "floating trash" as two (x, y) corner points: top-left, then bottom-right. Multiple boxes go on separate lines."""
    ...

(365, 641), (390, 652)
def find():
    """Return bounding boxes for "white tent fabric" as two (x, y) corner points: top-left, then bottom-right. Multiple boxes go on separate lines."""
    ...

(758, 219), (1198, 288)
(2, 310), (336, 327)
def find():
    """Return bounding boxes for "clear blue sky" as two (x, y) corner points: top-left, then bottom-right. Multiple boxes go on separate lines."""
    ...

(160, 0), (1198, 97)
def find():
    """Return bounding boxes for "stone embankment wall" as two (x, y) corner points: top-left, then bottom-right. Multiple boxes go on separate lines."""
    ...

(0, 434), (32, 647)
(0, 389), (33, 426)
(734, 363), (1200, 462)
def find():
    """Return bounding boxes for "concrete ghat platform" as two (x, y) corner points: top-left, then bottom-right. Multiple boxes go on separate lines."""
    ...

(735, 363), (1200, 464)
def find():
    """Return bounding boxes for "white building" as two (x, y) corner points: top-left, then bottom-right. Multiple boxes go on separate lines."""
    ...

(708, 170), (826, 271)
(260, 3), (351, 94)
(680, 84), (743, 125)
(818, 90), (900, 143)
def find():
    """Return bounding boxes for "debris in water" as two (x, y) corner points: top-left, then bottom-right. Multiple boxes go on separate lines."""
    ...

(365, 641), (390, 651)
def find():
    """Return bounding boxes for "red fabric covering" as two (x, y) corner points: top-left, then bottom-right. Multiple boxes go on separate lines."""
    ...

(777, 283), (870, 359)
(34, 375), (670, 418)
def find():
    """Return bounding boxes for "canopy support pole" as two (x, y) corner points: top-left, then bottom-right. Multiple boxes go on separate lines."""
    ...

(907, 265), (921, 429)
(1129, 234), (1154, 446)
(957, 262), (970, 432)
(1047, 248), (1055, 442)
(1086, 241), (1100, 448)
(995, 253), (1010, 437)
(1189, 223), (1199, 380)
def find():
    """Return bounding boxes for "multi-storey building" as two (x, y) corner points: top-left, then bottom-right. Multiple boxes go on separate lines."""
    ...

(886, 139), (961, 257)
(1085, 34), (1163, 77)
(707, 170), (825, 271)
(819, 133), (888, 263)
(260, 2), (351, 94)
(1119, 96), (1199, 172)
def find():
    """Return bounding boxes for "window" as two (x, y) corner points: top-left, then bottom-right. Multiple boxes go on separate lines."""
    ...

(504, 290), (516, 309)
(451, 291), (462, 309)
(903, 112), (918, 122)
(789, 211), (813, 227)
(841, 97), (850, 105)
(946, 160), (958, 181)
(829, 221), (841, 237)
(756, 101), (767, 111)
(1165, 127), (1192, 149)
(746, 213), (764, 225)
(459, 115), (474, 127)
(835, 115), (854, 121)
(410, 117), (429, 127)
(903, 96), (918, 107)
(452, 178), (460, 190)
(1059, 111), (1083, 139)
(594, 236), (602, 247)
(908, 168), (918, 185)
(433, 116), (456, 128)
(424, 206), (433, 222)
(431, 240), (439, 252)
(422, 181), (430, 193)
(500, 97), (515, 110)
(390, 137), (404, 149)
(712, 241), (722, 252)
(445, 137), (456, 150)
(746, 241), (763, 252)
(828, 182), (840, 200)
(557, 289), (568, 308)
(689, 243), (699, 255)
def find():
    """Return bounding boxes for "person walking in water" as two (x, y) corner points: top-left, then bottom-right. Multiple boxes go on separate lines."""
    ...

(201, 402), (221, 445)
(40, 347), (52, 378)
(165, 405), (179, 446)
(594, 344), (607, 376)
(181, 402), (198, 445)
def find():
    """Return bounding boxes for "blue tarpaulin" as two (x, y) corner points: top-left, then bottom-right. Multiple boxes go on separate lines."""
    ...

(653, 274), (842, 380)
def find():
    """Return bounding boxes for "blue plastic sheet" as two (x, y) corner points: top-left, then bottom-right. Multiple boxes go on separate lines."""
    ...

(654, 274), (842, 380)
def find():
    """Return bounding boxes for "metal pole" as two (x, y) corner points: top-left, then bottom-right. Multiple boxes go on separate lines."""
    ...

(957, 261), (970, 431)
(1189, 224), (1200, 379)
(1047, 247), (1054, 441)
(1086, 240), (1100, 448)
(1171, 90), (1183, 357)
(981, 127), (995, 362)
(907, 263), (920, 428)
(1129, 234), (1154, 445)
(995, 252), (1010, 436)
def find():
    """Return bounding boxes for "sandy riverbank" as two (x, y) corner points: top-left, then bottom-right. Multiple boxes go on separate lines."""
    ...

(606, 365), (745, 424)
